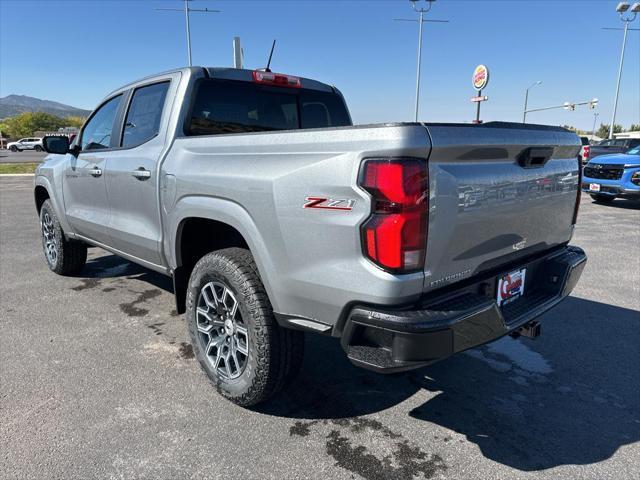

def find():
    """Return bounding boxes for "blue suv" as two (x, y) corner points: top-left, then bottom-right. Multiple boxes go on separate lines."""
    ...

(582, 145), (640, 203)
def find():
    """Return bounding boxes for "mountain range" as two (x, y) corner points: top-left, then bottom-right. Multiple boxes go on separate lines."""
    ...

(0, 95), (91, 119)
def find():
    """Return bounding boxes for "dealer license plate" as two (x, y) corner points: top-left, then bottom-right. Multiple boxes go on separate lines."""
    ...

(497, 268), (526, 307)
(589, 183), (601, 192)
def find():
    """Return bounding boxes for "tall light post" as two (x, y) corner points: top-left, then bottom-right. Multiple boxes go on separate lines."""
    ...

(522, 80), (542, 123)
(605, 2), (640, 138)
(157, 0), (221, 67)
(394, 1), (448, 122)
(592, 112), (600, 138)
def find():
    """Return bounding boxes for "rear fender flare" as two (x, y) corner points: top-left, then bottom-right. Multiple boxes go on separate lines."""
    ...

(168, 195), (280, 311)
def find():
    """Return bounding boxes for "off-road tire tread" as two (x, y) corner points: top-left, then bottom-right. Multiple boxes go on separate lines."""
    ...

(40, 200), (87, 275)
(188, 248), (304, 406)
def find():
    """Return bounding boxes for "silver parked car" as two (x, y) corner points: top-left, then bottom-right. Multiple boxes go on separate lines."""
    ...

(7, 137), (43, 152)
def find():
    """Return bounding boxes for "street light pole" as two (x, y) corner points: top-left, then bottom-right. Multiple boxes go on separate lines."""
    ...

(394, 1), (448, 122)
(610, 19), (630, 139)
(414, 9), (424, 122)
(606, 2), (639, 139)
(522, 80), (542, 123)
(184, 0), (192, 66)
(157, 0), (221, 67)
(592, 112), (600, 138)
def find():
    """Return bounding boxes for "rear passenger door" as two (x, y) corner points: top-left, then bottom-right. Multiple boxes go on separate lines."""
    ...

(104, 79), (172, 268)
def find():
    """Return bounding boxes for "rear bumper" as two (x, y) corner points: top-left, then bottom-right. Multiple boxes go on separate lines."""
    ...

(341, 245), (587, 373)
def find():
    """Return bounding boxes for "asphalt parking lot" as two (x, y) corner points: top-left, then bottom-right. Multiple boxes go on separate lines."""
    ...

(0, 150), (47, 164)
(1, 176), (638, 480)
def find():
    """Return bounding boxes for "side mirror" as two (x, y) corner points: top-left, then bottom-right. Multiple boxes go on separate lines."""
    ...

(42, 136), (71, 155)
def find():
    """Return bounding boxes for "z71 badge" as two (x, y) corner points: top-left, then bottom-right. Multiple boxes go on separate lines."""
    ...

(303, 196), (356, 211)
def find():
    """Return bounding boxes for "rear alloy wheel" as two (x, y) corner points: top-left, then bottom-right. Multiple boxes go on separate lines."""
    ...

(40, 199), (87, 275)
(186, 248), (304, 406)
(590, 194), (615, 203)
(34, 145), (43, 152)
(196, 281), (250, 380)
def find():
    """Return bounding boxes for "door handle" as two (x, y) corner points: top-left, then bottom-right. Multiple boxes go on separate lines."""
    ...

(88, 167), (103, 177)
(132, 168), (151, 180)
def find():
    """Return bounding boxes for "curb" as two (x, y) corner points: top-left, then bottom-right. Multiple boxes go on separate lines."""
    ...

(0, 173), (35, 177)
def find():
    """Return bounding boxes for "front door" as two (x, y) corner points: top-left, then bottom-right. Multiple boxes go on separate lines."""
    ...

(63, 94), (123, 245)
(104, 81), (171, 266)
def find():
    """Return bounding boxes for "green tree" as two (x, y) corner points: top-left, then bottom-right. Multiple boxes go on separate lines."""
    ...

(596, 123), (623, 139)
(629, 124), (640, 132)
(0, 121), (10, 137)
(64, 115), (86, 129)
(2, 111), (67, 138)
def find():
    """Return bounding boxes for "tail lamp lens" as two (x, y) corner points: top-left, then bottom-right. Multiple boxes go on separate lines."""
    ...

(359, 158), (428, 272)
(583, 145), (590, 160)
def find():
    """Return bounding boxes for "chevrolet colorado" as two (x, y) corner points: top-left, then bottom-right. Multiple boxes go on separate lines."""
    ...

(36, 67), (587, 406)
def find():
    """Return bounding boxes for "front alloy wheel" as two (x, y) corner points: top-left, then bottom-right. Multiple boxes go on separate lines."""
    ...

(39, 199), (87, 275)
(196, 281), (249, 379)
(42, 210), (58, 266)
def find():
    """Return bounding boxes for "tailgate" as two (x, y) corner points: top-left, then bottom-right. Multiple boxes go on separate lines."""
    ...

(422, 122), (580, 292)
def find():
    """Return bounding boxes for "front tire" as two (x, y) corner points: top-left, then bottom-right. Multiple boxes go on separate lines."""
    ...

(186, 248), (304, 407)
(590, 194), (615, 203)
(40, 199), (87, 275)
(9, 146), (17, 152)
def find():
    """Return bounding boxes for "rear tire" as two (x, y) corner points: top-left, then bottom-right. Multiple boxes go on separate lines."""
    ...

(590, 194), (615, 203)
(40, 199), (87, 275)
(34, 145), (43, 152)
(186, 248), (304, 407)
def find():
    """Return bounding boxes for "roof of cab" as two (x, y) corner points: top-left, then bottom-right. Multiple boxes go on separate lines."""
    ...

(106, 66), (335, 99)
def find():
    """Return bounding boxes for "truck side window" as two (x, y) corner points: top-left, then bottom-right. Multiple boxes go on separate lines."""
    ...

(122, 82), (170, 148)
(81, 95), (123, 151)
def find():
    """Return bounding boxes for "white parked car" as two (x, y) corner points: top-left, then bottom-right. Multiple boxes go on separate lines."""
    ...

(7, 137), (43, 152)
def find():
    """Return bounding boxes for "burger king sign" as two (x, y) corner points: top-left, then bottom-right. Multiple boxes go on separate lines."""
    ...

(472, 64), (489, 91)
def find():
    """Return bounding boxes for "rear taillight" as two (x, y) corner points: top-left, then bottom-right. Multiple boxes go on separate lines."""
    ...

(359, 158), (428, 273)
(572, 157), (582, 225)
(583, 145), (590, 160)
(252, 70), (301, 88)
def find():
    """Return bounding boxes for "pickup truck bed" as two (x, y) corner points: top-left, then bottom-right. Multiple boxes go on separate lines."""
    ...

(35, 66), (586, 406)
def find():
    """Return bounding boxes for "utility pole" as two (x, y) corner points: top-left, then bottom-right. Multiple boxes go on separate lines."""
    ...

(603, 2), (640, 138)
(592, 112), (600, 138)
(157, 0), (221, 67)
(394, 1), (448, 122)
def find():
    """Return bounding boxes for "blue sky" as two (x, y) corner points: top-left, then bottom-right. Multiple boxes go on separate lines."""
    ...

(1, 0), (639, 130)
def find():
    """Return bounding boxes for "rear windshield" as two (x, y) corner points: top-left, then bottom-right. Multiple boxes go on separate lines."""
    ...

(185, 79), (351, 136)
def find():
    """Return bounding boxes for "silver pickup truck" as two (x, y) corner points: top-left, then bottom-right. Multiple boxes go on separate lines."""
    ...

(36, 67), (587, 406)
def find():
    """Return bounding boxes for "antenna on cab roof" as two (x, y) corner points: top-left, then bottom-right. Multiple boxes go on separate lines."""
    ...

(265, 39), (276, 72)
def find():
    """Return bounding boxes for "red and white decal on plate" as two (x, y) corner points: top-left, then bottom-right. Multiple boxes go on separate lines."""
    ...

(497, 268), (526, 307)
